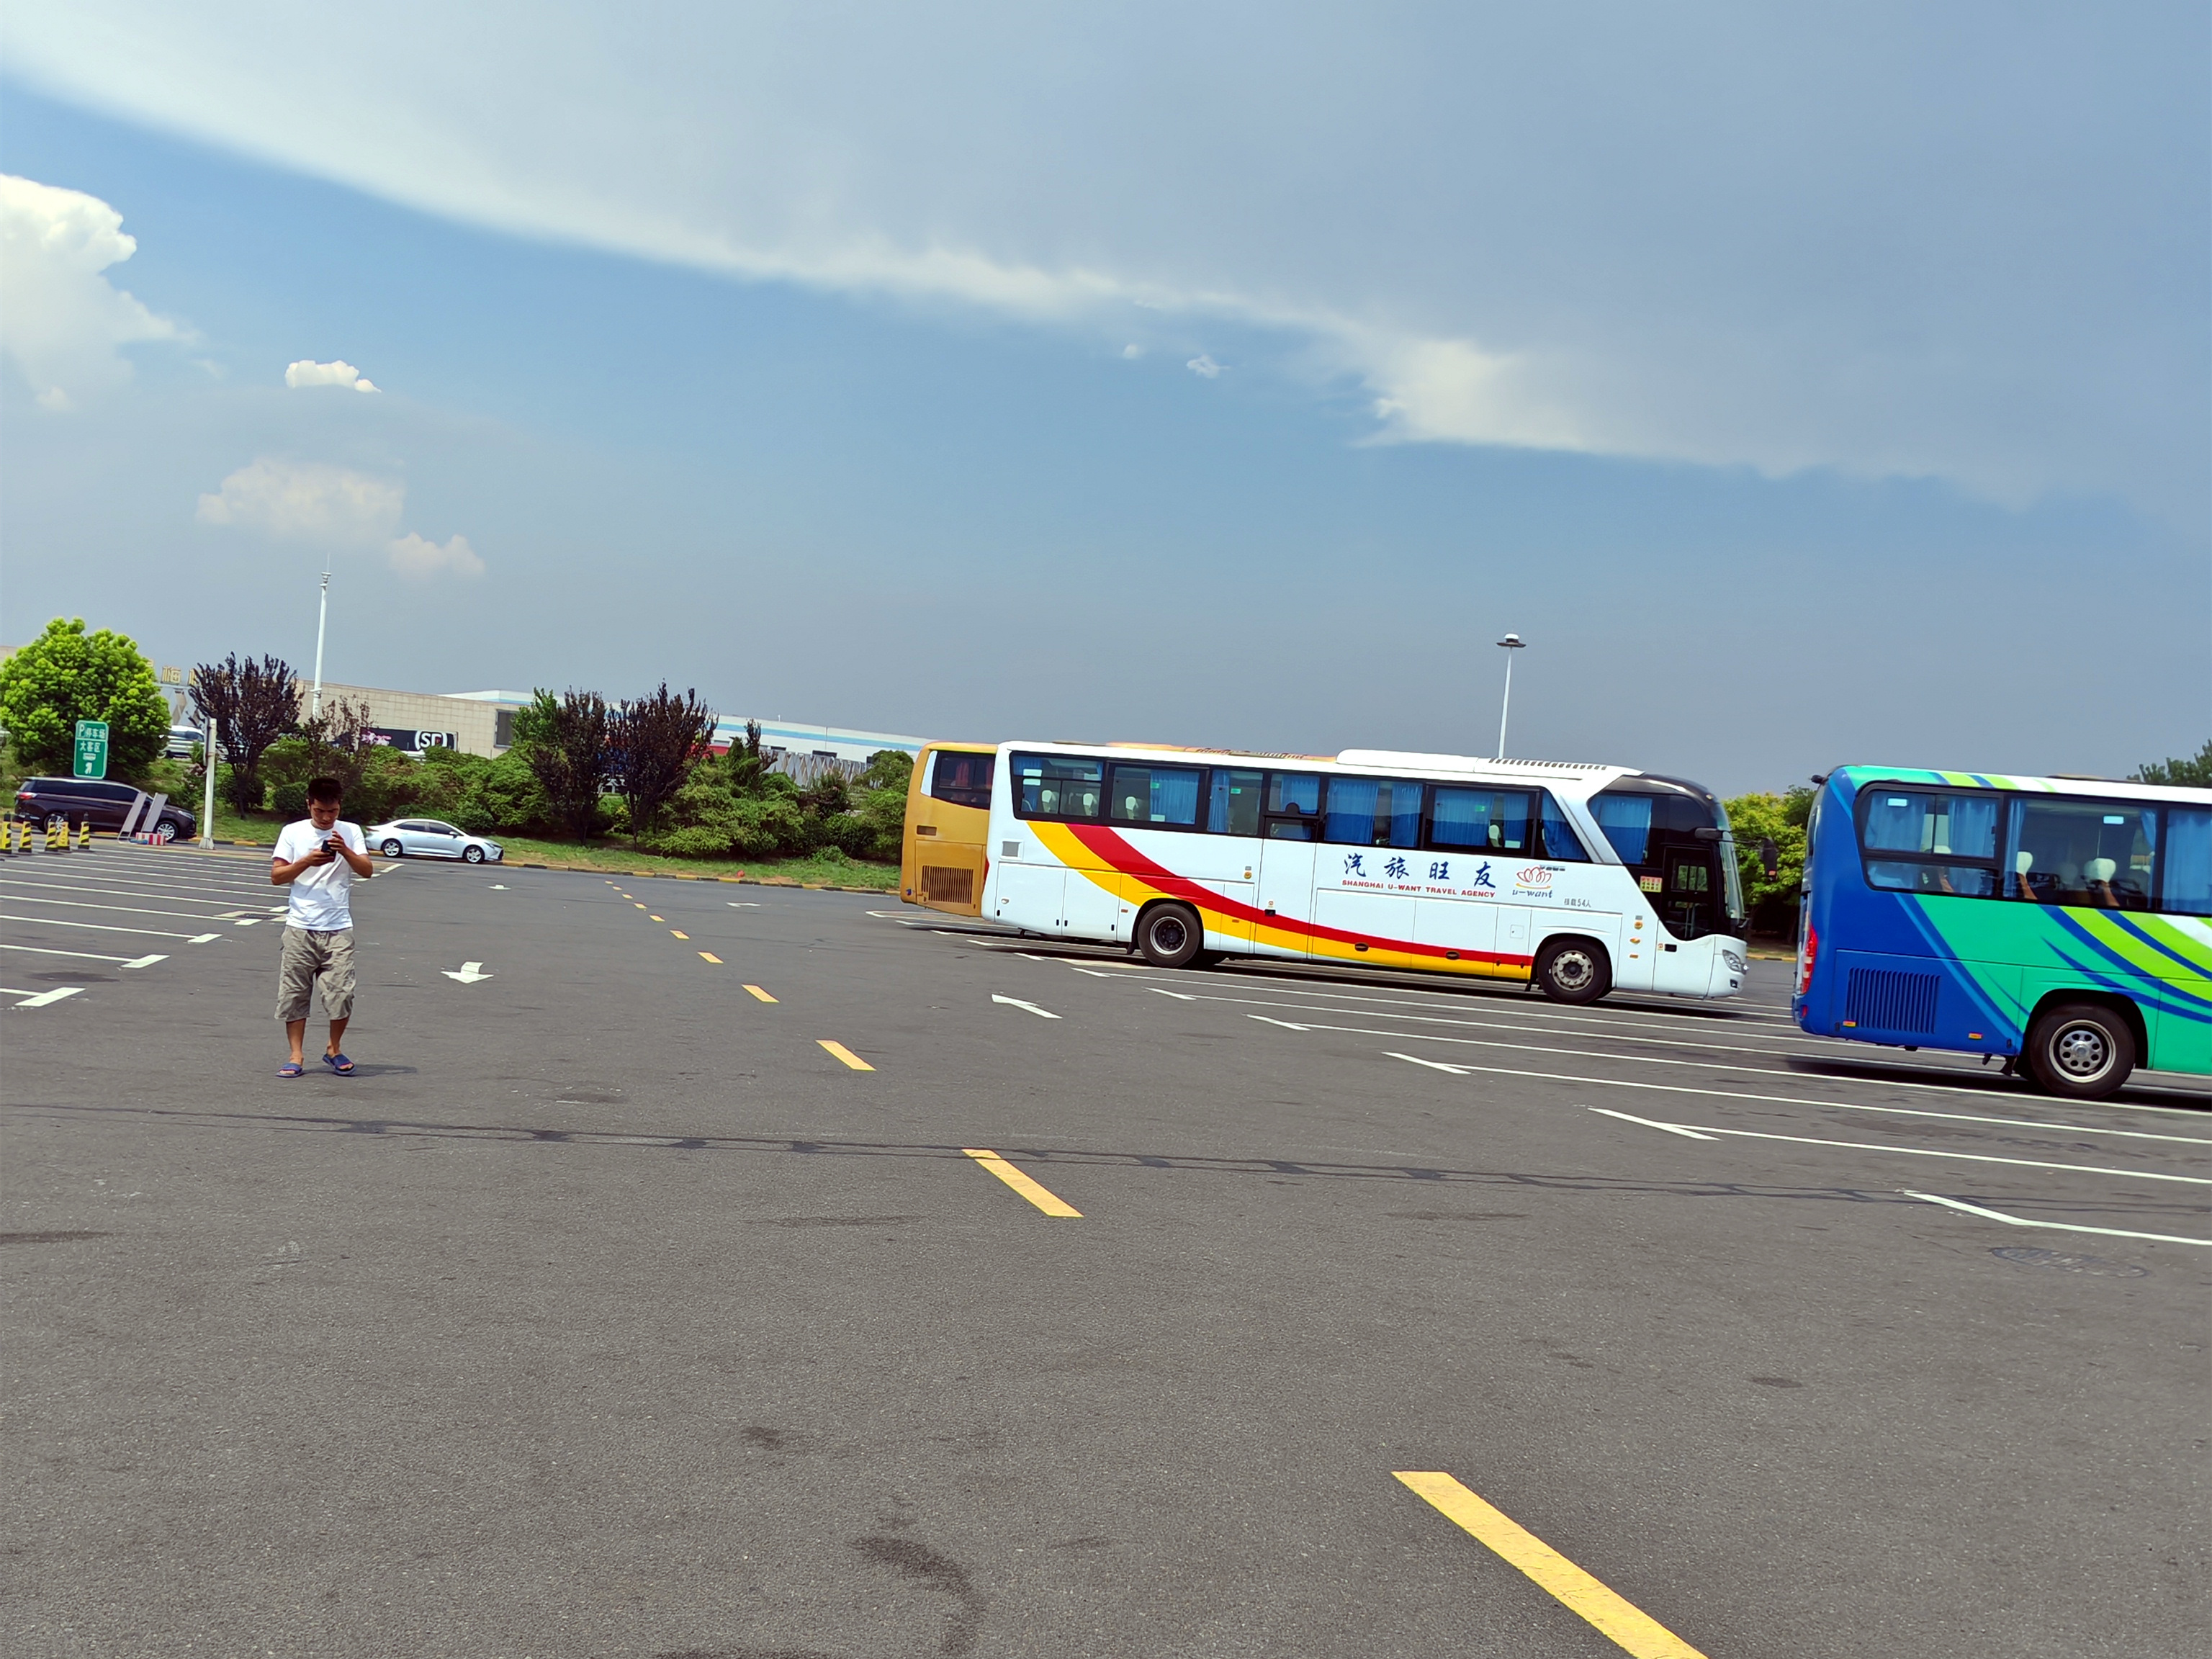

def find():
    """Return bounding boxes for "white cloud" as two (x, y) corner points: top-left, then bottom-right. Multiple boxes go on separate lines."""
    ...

(196, 458), (403, 544)
(285, 358), (378, 392)
(7, 7), (2202, 514)
(1185, 354), (1223, 379)
(1120, 343), (1143, 359)
(0, 174), (183, 409)
(386, 531), (483, 579)
(196, 457), (483, 577)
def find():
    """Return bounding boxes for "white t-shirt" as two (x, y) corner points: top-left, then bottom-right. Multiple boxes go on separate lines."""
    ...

(274, 819), (367, 930)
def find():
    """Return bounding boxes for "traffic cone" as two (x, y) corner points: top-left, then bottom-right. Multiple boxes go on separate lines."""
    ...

(45, 821), (63, 851)
(76, 820), (92, 850)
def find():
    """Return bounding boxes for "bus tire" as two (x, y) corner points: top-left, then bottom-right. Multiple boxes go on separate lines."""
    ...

(2024, 1003), (2135, 1100)
(1534, 936), (1611, 1004)
(1136, 902), (1205, 968)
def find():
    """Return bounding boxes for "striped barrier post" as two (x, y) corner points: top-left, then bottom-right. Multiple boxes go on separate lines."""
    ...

(76, 820), (93, 850)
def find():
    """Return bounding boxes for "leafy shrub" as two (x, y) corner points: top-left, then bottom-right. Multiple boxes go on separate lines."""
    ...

(271, 780), (309, 819)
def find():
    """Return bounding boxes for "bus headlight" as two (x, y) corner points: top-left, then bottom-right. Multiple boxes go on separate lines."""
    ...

(1721, 948), (1748, 974)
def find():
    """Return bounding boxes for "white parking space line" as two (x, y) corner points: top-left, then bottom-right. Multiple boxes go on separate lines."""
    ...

(1588, 1107), (2212, 1187)
(1, 914), (221, 942)
(1899, 1191), (2212, 1248)
(2, 874), (266, 904)
(1373, 1052), (2212, 1146)
(1221, 976), (1807, 1039)
(0, 893), (270, 922)
(2, 984), (86, 1007)
(992, 993), (1062, 1019)
(0, 943), (166, 967)
(1197, 986), (1815, 1060)
(1224, 1001), (2208, 1118)
(24, 858), (277, 891)
(1589, 1107), (1719, 1141)
(0, 877), (272, 907)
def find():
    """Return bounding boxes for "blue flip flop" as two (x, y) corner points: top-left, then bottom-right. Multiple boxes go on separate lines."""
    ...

(323, 1052), (355, 1075)
(279, 1061), (305, 1078)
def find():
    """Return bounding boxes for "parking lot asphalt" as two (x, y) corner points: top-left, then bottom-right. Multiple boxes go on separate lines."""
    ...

(5, 842), (2207, 1658)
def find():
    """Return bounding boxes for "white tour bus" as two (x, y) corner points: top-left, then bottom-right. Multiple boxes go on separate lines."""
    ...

(979, 741), (1750, 1003)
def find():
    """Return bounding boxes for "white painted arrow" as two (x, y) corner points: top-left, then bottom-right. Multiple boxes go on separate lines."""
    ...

(992, 993), (1061, 1019)
(443, 961), (495, 984)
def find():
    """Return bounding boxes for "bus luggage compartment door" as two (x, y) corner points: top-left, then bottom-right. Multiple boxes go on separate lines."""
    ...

(994, 860), (1067, 932)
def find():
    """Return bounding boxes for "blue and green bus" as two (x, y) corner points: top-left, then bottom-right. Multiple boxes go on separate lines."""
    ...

(1793, 766), (2212, 1098)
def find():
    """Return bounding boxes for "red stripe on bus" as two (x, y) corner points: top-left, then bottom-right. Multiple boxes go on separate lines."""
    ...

(1060, 823), (1531, 969)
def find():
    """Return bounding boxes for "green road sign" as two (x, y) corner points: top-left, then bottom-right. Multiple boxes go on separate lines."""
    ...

(73, 719), (109, 780)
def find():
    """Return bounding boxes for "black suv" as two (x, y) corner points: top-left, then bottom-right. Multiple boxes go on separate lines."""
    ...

(12, 777), (197, 841)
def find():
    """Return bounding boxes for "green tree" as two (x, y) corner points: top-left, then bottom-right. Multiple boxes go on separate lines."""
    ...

(724, 719), (768, 794)
(0, 617), (170, 778)
(2134, 740), (2212, 787)
(190, 653), (302, 813)
(858, 749), (914, 794)
(1724, 790), (1809, 937)
(518, 688), (613, 840)
(612, 682), (716, 841)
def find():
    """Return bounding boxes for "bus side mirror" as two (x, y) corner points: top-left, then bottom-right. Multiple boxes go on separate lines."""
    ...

(1758, 837), (1780, 879)
(1693, 826), (1722, 842)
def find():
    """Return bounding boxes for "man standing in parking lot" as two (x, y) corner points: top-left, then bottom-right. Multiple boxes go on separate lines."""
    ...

(271, 776), (374, 1077)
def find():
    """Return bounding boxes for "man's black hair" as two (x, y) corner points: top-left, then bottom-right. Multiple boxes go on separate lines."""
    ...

(307, 776), (343, 805)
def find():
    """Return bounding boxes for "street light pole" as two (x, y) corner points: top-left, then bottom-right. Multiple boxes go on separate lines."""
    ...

(310, 557), (331, 721)
(1495, 632), (1527, 758)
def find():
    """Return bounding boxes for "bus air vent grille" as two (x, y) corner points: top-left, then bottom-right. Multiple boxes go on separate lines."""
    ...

(1845, 966), (1938, 1035)
(920, 866), (974, 905)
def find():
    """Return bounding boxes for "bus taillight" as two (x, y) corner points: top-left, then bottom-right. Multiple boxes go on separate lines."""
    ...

(1797, 922), (1817, 997)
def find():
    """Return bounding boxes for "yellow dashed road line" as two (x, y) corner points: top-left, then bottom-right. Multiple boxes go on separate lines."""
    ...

(743, 984), (777, 1002)
(817, 1039), (873, 1071)
(698, 951), (722, 963)
(1393, 1472), (1707, 1658)
(670, 930), (688, 939)
(963, 1148), (1082, 1217)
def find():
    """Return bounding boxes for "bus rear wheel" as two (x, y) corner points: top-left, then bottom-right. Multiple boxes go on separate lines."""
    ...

(1534, 937), (1611, 1004)
(1137, 902), (1205, 968)
(2024, 1003), (2135, 1100)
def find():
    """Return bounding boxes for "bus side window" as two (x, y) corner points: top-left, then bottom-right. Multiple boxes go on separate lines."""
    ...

(1538, 792), (1591, 861)
(1323, 776), (1420, 847)
(1208, 769), (1264, 836)
(2157, 806), (2211, 914)
(1429, 788), (1532, 852)
(1014, 753), (1104, 820)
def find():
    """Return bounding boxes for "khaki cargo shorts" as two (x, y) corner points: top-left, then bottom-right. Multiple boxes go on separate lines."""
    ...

(276, 927), (356, 1022)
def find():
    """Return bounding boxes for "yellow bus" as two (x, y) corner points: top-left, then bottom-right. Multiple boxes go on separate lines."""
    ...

(900, 742), (999, 915)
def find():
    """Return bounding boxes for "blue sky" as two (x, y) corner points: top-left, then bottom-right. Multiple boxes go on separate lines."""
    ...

(1, 3), (2205, 793)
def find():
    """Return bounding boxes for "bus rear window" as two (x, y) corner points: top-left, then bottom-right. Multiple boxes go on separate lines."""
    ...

(927, 751), (994, 810)
(1013, 753), (1103, 820)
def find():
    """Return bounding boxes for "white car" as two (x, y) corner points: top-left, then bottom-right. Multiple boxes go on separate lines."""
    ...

(368, 818), (504, 863)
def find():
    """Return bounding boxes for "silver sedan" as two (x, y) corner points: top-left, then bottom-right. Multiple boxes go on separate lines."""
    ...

(367, 818), (504, 863)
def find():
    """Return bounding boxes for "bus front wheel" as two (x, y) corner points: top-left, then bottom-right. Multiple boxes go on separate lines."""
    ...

(1534, 937), (1611, 1004)
(2025, 1004), (2135, 1100)
(1137, 903), (1205, 969)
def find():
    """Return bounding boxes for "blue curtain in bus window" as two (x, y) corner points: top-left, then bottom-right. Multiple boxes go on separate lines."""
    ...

(1387, 781), (1423, 848)
(1863, 791), (1997, 858)
(1110, 765), (1200, 827)
(1431, 788), (1532, 851)
(1589, 793), (1653, 863)
(1015, 753), (1104, 819)
(1323, 777), (1379, 845)
(2162, 807), (2212, 915)
(1539, 793), (1591, 861)
(1268, 773), (1322, 817)
(1208, 769), (1263, 836)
